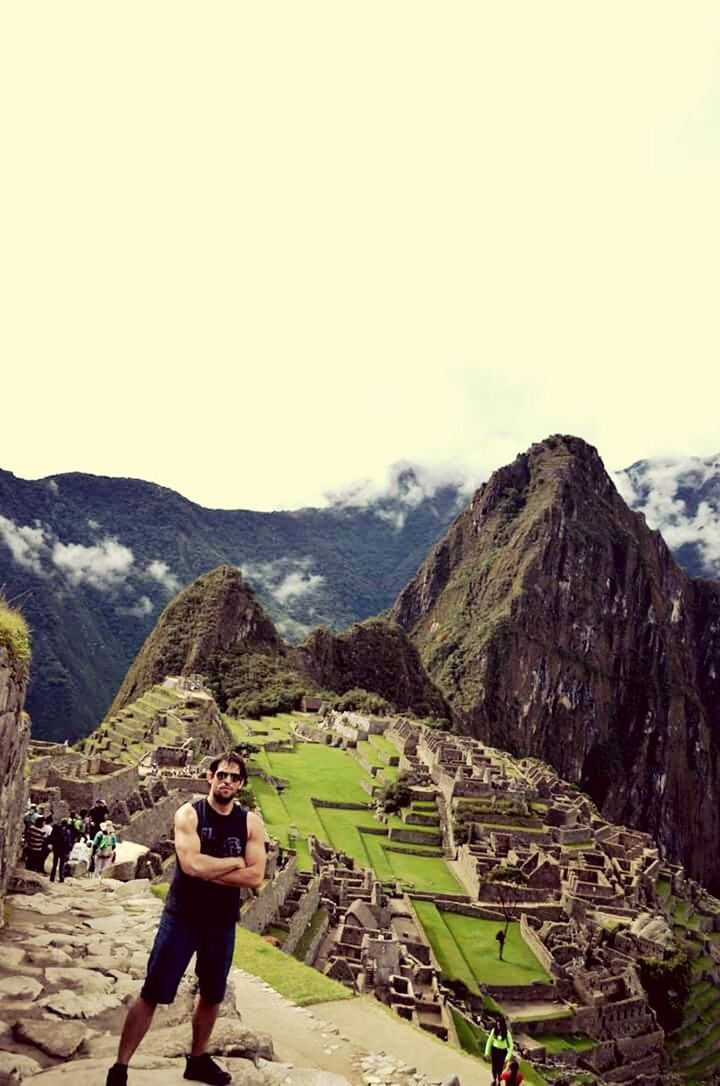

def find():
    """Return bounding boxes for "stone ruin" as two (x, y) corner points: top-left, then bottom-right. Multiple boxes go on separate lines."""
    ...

(256, 709), (720, 1085)
(7, 685), (720, 1084)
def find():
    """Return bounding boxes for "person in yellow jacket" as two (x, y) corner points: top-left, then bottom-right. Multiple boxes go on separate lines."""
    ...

(484, 1015), (513, 1086)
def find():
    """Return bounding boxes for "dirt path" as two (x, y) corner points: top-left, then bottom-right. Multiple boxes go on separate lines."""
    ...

(233, 971), (490, 1084)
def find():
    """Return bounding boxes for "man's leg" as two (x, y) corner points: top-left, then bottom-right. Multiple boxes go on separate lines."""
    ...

(183, 924), (234, 1084)
(190, 995), (220, 1056)
(117, 995), (157, 1064)
(107, 911), (195, 1085)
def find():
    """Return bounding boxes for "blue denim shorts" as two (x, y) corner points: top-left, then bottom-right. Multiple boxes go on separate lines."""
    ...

(140, 909), (236, 1005)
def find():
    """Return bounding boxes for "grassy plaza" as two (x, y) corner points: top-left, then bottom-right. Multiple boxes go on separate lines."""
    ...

(412, 900), (551, 988)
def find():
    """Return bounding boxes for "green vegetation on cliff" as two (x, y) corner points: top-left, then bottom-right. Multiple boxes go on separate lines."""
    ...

(0, 599), (30, 674)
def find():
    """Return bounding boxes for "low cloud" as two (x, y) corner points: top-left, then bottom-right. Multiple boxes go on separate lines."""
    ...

(146, 559), (181, 594)
(272, 570), (324, 604)
(275, 614), (312, 643)
(51, 537), (135, 589)
(324, 460), (475, 513)
(240, 556), (325, 605)
(374, 508), (407, 532)
(87, 518), (101, 530)
(120, 594), (155, 618)
(0, 515), (47, 574)
(615, 456), (720, 576)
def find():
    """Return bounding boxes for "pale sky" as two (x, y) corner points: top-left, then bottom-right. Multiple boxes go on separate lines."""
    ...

(2, 4), (719, 511)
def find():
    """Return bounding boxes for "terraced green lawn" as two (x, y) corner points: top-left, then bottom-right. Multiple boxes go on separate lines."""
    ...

(367, 733), (401, 758)
(232, 925), (352, 1005)
(248, 739), (460, 891)
(226, 713), (300, 746)
(413, 900), (551, 989)
(262, 744), (373, 803)
(384, 851), (461, 893)
(534, 1033), (595, 1054)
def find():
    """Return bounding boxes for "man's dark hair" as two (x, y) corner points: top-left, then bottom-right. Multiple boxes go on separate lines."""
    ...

(208, 751), (247, 782)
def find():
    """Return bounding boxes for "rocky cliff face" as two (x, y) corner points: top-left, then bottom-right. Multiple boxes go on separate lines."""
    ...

(392, 435), (720, 892)
(296, 618), (449, 719)
(0, 621), (31, 918)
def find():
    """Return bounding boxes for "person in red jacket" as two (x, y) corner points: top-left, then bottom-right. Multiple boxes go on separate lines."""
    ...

(500, 1058), (523, 1085)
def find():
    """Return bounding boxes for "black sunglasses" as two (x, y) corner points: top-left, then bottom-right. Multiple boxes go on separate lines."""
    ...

(214, 770), (243, 782)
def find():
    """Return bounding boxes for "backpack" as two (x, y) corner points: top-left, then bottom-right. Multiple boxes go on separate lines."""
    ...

(96, 833), (114, 858)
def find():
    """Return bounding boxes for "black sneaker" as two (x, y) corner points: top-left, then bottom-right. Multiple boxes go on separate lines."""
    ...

(106, 1064), (128, 1086)
(184, 1053), (232, 1085)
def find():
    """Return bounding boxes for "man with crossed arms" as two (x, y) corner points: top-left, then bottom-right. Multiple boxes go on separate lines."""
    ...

(106, 751), (267, 1086)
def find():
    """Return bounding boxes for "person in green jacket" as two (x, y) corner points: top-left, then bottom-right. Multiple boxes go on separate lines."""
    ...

(485, 1015), (513, 1086)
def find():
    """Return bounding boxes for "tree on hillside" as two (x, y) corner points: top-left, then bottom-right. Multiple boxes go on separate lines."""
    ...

(377, 772), (412, 814)
(486, 864), (529, 938)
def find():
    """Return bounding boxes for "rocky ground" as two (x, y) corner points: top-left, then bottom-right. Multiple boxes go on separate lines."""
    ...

(0, 874), (484, 1086)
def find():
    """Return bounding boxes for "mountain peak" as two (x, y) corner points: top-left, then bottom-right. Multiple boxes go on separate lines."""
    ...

(110, 564), (281, 713)
(392, 438), (720, 893)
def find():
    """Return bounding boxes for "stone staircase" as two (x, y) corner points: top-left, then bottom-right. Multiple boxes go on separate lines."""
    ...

(82, 686), (189, 764)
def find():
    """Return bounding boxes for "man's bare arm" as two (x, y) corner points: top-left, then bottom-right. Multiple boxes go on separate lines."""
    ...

(210, 811), (268, 890)
(174, 804), (246, 880)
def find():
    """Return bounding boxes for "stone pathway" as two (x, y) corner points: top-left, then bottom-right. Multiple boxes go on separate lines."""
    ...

(0, 874), (482, 1086)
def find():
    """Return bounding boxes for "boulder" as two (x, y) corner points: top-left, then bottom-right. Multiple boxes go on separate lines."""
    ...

(38, 988), (125, 1018)
(13, 1018), (89, 1059)
(0, 977), (43, 1000)
(0, 1050), (43, 1082)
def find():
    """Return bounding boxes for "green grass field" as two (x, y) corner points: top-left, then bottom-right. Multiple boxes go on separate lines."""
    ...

(245, 735), (460, 891)
(232, 925), (352, 1005)
(226, 713), (299, 746)
(413, 900), (551, 988)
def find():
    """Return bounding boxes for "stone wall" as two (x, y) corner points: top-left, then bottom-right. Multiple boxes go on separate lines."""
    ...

(520, 913), (555, 973)
(28, 750), (84, 782)
(121, 791), (182, 848)
(303, 910), (330, 966)
(283, 876), (321, 955)
(388, 827), (442, 847)
(46, 761), (141, 809)
(240, 855), (298, 934)
(0, 645), (30, 918)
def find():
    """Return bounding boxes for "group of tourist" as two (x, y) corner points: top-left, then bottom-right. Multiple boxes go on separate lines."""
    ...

(22, 798), (118, 880)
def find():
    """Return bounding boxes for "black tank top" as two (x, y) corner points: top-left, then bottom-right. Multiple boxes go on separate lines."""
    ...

(166, 799), (248, 926)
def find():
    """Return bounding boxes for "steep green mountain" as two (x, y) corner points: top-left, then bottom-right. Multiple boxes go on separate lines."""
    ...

(0, 466), (463, 739)
(114, 564), (447, 723)
(297, 617), (449, 720)
(391, 435), (720, 894)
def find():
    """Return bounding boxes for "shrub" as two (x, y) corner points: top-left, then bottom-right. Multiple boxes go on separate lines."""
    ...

(639, 951), (691, 1032)
(332, 688), (393, 715)
(377, 771), (412, 814)
(0, 599), (31, 675)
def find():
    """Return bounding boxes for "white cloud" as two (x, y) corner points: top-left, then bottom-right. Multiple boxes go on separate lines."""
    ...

(615, 456), (720, 576)
(324, 461), (473, 520)
(240, 556), (325, 605)
(87, 518), (100, 530)
(51, 537), (135, 589)
(0, 515), (47, 573)
(275, 614), (312, 643)
(374, 508), (406, 532)
(120, 594), (154, 618)
(146, 559), (181, 594)
(46, 480), (59, 495)
(271, 570), (324, 605)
